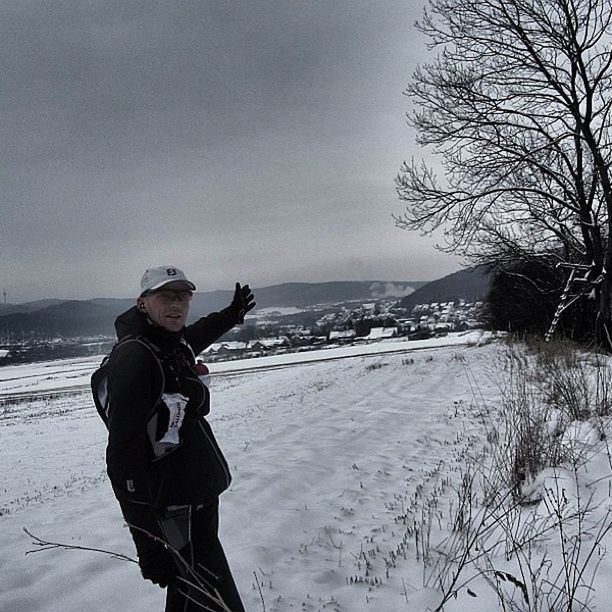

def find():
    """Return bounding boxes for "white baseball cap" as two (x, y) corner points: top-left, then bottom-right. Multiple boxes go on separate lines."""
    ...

(140, 266), (196, 296)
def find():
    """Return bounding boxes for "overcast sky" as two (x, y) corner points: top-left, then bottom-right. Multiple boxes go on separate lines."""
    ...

(1, 0), (463, 303)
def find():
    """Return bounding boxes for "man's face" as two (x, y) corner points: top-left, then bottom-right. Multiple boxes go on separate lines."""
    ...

(138, 283), (192, 332)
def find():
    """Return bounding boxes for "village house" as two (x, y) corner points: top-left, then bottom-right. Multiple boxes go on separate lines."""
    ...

(364, 326), (397, 341)
(201, 341), (249, 361)
(250, 337), (292, 353)
(328, 329), (356, 343)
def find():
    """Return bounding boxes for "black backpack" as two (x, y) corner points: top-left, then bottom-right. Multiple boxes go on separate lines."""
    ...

(91, 336), (164, 429)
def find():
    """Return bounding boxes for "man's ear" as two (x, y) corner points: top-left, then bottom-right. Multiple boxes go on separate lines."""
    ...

(137, 299), (147, 313)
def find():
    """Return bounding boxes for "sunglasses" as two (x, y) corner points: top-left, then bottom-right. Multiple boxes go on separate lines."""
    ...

(149, 290), (193, 304)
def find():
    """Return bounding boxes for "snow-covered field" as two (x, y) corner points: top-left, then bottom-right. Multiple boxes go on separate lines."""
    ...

(2, 332), (612, 611)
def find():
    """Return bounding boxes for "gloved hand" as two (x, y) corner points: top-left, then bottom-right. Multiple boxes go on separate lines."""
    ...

(138, 545), (178, 588)
(231, 282), (256, 323)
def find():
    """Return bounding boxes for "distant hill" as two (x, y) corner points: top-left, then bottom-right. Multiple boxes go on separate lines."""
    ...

(0, 299), (64, 316)
(0, 301), (118, 338)
(244, 281), (426, 308)
(0, 280), (427, 340)
(398, 266), (492, 309)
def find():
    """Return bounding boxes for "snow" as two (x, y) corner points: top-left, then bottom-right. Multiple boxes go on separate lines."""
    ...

(207, 332), (486, 375)
(0, 355), (102, 395)
(3, 334), (612, 611)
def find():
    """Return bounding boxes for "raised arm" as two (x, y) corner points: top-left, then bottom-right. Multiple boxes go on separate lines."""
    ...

(185, 283), (255, 355)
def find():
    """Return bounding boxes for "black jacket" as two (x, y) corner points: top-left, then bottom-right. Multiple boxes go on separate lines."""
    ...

(105, 305), (239, 557)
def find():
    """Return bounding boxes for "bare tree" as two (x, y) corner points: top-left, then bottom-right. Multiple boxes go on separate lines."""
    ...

(396, 0), (612, 345)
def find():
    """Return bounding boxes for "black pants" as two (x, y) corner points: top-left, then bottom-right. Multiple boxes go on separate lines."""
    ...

(160, 500), (245, 612)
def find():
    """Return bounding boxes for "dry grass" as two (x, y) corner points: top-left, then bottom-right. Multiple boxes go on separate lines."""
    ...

(420, 337), (612, 611)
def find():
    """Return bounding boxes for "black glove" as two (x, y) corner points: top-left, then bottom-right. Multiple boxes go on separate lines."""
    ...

(231, 282), (256, 323)
(138, 545), (178, 588)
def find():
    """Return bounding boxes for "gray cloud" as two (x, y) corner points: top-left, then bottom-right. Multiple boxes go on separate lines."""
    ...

(1, 0), (462, 302)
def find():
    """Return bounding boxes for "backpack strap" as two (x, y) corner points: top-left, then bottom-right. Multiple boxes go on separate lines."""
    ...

(93, 334), (196, 431)
(112, 335), (166, 421)
(177, 336), (196, 365)
(91, 336), (166, 428)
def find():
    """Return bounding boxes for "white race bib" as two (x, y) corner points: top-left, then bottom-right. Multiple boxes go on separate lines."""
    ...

(159, 392), (188, 445)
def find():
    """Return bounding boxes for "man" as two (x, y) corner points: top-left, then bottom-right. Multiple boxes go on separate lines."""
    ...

(104, 266), (253, 611)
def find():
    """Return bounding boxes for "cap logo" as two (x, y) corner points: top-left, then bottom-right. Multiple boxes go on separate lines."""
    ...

(166, 268), (177, 277)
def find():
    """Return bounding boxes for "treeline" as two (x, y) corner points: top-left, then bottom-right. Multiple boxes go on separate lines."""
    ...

(485, 259), (596, 343)
(1, 340), (115, 365)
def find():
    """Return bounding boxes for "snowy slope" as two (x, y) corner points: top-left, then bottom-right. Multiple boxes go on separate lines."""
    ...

(2, 334), (612, 611)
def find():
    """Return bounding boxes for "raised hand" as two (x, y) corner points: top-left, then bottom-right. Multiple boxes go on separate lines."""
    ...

(231, 282), (256, 323)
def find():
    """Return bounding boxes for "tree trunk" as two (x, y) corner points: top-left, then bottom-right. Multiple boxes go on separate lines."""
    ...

(596, 278), (612, 349)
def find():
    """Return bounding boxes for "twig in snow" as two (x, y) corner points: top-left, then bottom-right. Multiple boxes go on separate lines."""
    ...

(253, 570), (266, 612)
(23, 527), (136, 563)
